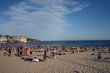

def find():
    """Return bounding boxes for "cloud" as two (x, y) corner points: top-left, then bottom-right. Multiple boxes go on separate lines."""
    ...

(0, 0), (90, 40)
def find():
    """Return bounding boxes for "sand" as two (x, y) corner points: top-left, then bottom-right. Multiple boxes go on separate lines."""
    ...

(0, 50), (110, 73)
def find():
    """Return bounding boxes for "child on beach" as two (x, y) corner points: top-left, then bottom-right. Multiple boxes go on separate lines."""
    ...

(4, 50), (7, 56)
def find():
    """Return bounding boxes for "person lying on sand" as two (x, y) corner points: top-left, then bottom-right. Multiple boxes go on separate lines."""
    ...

(33, 57), (39, 62)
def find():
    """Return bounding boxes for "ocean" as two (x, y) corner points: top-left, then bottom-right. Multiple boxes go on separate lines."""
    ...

(1, 40), (110, 47)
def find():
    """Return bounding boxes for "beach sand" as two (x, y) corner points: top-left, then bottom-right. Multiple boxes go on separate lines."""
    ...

(0, 50), (110, 73)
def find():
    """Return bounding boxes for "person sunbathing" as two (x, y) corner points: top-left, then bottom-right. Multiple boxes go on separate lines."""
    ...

(33, 57), (39, 62)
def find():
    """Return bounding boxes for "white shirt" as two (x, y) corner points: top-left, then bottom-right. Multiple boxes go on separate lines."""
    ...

(33, 59), (39, 62)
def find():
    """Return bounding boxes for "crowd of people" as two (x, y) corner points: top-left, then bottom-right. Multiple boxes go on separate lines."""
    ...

(0, 45), (57, 62)
(0, 44), (110, 62)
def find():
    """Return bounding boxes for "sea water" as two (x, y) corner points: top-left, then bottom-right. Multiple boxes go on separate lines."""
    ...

(2, 40), (110, 47)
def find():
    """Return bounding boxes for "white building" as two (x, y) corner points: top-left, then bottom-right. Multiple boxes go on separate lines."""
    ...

(0, 35), (27, 43)
(18, 36), (27, 43)
(0, 36), (7, 42)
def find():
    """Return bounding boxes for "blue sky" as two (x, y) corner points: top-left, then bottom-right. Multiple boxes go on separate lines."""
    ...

(0, 0), (110, 40)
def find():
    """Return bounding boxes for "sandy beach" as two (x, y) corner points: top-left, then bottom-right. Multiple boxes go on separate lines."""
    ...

(0, 47), (110, 73)
(0, 0), (110, 72)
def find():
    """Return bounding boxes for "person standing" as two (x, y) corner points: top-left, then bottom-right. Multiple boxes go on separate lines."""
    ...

(43, 50), (47, 61)
(53, 49), (56, 60)
(97, 51), (101, 59)
(16, 47), (20, 56)
(8, 48), (11, 56)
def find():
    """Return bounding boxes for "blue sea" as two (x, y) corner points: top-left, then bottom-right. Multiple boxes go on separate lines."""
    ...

(1, 40), (110, 47)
